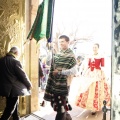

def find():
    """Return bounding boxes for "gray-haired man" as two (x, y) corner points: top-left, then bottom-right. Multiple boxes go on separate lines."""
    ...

(0, 46), (32, 120)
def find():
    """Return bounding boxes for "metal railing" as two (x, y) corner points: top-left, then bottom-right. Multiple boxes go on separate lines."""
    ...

(102, 100), (110, 120)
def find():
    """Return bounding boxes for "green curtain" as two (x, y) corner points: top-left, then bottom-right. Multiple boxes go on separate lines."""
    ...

(27, 0), (54, 42)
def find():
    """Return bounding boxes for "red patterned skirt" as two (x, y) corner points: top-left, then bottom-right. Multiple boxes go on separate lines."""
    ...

(75, 69), (110, 111)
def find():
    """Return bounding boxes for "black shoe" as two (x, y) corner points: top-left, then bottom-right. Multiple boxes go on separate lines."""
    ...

(40, 100), (46, 107)
(91, 112), (96, 115)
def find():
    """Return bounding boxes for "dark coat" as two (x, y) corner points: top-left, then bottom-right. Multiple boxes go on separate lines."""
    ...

(0, 53), (32, 97)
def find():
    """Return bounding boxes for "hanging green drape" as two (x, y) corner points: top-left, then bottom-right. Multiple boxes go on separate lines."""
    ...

(27, 0), (55, 42)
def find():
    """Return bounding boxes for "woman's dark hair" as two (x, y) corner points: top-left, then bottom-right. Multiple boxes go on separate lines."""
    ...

(77, 56), (84, 61)
(94, 43), (99, 48)
(59, 35), (70, 42)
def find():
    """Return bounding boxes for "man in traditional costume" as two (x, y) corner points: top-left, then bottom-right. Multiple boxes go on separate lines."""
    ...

(43, 35), (77, 120)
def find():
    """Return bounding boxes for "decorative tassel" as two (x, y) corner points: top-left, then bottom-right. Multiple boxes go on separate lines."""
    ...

(53, 103), (57, 111)
(59, 100), (62, 104)
(68, 104), (72, 110)
(48, 38), (51, 43)
(47, 39), (52, 50)
(54, 105), (57, 111)
(65, 105), (69, 111)
(53, 103), (55, 108)
(65, 96), (68, 103)
(54, 106), (57, 111)
(61, 106), (65, 113)
(58, 100), (62, 109)
(51, 102), (53, 107)
(58, 96), (61, 99)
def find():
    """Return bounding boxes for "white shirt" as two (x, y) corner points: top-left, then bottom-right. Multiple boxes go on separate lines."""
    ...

(61, 65), (77, 76)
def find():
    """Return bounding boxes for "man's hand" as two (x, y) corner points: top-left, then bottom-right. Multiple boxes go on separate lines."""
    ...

(28, 87), (32, 90)
(53, 69), (59, 76)
(28, 85), (33, 90)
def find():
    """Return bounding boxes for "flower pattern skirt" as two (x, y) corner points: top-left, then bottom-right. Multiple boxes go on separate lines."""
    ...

(75, 69), (110, 111)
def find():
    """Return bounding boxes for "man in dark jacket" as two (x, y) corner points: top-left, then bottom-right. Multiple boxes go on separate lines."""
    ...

(0, 46), (32, 120)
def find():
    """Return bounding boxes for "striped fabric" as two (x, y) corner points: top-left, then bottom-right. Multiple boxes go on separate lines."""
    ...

(44, 48), (76, 101)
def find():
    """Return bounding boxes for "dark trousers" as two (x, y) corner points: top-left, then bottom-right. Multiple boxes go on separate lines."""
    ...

(54, 86), (71, 120)
(0, 96), (20, 120)
(55, 112), (72, 120)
